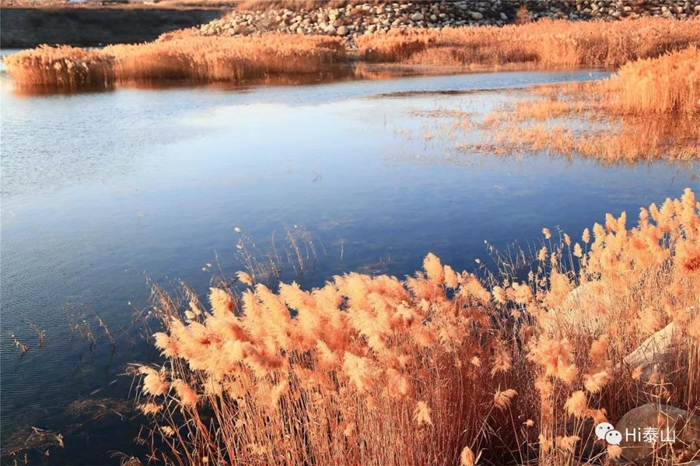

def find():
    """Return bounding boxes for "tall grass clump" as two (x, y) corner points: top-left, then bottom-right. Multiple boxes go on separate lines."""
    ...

(515, 189), (700, 464)
(473, 46), (700, 163)
(137, 260), (522, 465)
(4, 45), (115, 91)
(136, 190), (700, 465)
(357, 17), (700, 69)
(603, 45), (700, 115)
(5, 34), (345, 91)
(104, 34), (346, 84)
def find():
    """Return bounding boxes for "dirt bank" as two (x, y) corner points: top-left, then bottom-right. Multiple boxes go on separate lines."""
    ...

(0, 8), (226, 48)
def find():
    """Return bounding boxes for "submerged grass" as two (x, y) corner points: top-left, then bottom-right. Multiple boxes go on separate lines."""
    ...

(135, 190), (700, 465)
(5, 17), (700, 92)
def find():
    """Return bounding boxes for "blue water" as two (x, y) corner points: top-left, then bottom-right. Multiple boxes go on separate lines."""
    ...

(1, 67), (698, 464)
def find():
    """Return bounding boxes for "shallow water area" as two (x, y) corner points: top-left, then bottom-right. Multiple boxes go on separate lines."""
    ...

(1, 64), (698, 464)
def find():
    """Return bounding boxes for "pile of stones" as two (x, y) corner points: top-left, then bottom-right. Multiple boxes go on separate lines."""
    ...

(198, 0), (700, 39)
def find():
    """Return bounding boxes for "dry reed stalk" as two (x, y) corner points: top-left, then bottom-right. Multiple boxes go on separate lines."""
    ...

(3, 45), (115, 91)
(105, 34), (346, 83)
(5, 34), (346, 91)
(357, 17), (700, 69)
(137, 256), (522, 465)
(603, 45), (700, 115)
(472, 46), (700, 163)
(137, 190), (700, 465)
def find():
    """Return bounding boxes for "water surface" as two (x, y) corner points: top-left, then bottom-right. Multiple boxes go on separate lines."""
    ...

(1, 67), (698, 464)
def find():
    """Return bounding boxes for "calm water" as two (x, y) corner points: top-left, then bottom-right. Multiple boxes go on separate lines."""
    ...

(1, 64), (698, 464)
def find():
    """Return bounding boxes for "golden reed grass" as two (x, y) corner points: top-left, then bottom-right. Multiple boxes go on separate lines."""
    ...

(471, 46), (700, 163)
(137, 190), (700, 465)
(5, 34), (346, 91)
(6, 17), (700, 92)
(603, 45), (700, 115)
(357, 17), (700, 69)
(2, 45), (116, 91)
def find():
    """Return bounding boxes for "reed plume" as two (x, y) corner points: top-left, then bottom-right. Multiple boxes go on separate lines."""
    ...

(5, 34), (345, 92)
(136, 188), (699, 466)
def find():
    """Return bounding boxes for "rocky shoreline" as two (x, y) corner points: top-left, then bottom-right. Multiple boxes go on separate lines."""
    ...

(200, 0), (700, 39)
(2, 1), (698, 49)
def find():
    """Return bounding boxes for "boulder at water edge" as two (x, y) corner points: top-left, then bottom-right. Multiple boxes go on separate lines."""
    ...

(615, 404), (700, 465)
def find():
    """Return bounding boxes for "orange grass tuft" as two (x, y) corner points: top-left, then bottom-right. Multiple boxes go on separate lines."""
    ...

(470, 46), (700, 163)
(3, 45), (115, 91)
(603, 45), (700, 115)
(5, 34), (346, 91)
(357, 17), (700, 69)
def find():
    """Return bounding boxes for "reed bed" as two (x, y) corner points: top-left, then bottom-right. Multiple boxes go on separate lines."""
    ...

(470, 46), (700, 163)
(136, 190), (700, 465)
(6, 17), (700, 92)
(604, 45), (700, 115)
(357, 17), (700, 69)
(5, 34), (346, 91)
(3, 45), (116, 91)
(105, 34), (346, 83)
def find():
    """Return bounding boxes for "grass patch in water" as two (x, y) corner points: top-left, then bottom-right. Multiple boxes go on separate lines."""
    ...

(468, 46), (700, 163)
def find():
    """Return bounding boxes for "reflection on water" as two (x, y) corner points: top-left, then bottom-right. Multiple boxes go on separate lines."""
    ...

(1, 67), (698, 464)
(0, 53), (607, 97)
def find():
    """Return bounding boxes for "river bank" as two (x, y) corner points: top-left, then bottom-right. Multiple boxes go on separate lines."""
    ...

(204, 0), (700, 39)
(5, 16), (700, 95)
(2, 1), (699, 48)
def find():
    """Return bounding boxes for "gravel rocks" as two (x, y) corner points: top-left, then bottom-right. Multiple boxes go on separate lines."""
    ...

(198, 1), (700, 40)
